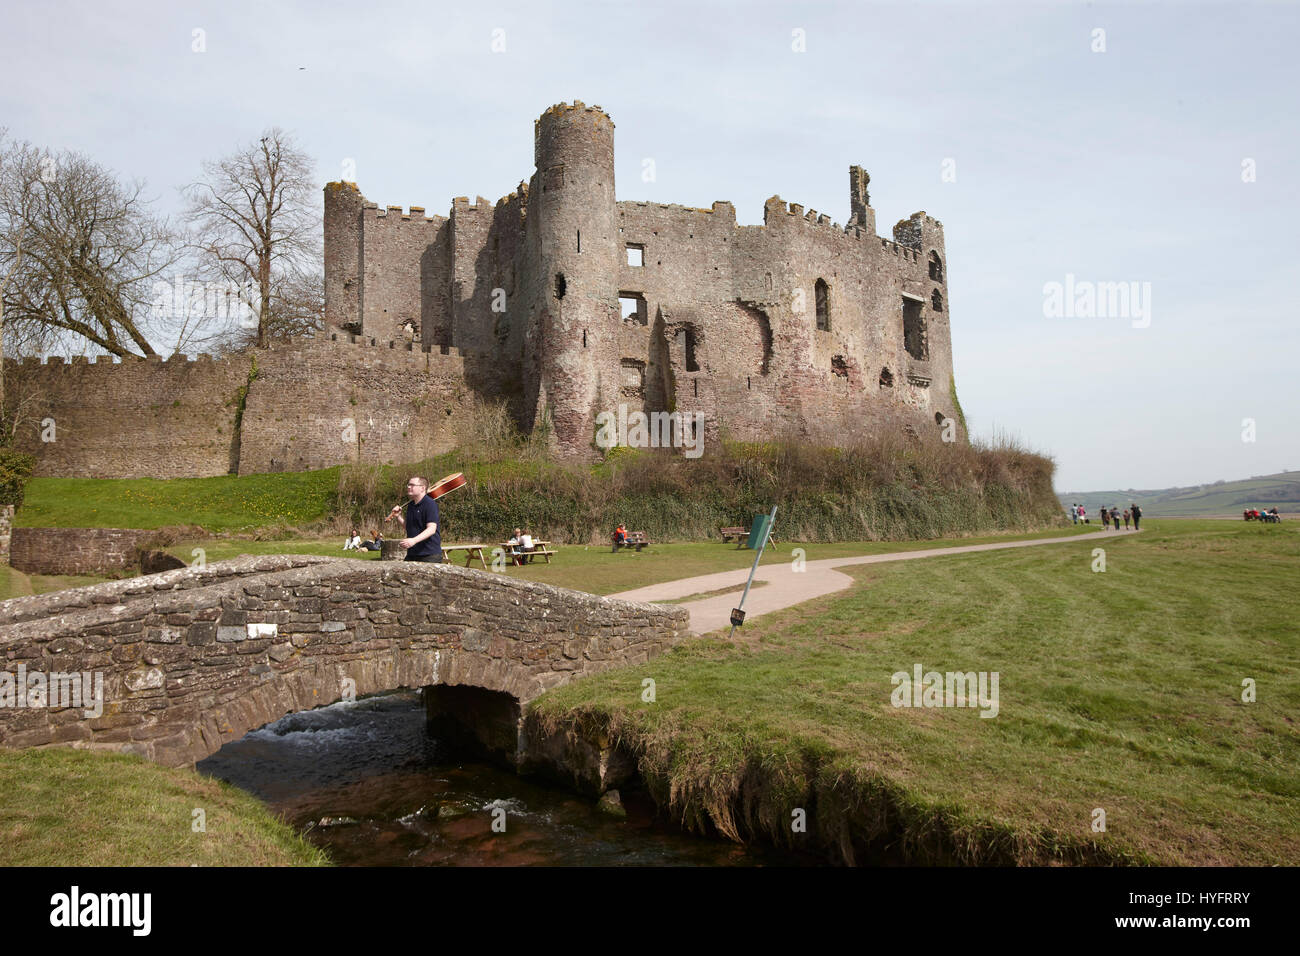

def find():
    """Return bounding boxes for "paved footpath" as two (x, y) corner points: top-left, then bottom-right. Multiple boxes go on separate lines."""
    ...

(610, 529), (1138, 636)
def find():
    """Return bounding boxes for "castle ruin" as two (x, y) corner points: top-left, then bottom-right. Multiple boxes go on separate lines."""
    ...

(7, 101), (958, 479)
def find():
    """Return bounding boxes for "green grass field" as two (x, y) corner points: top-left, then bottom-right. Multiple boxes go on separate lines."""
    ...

(0, 748), (327, 866)
(13, 470), (341, 531)
(532, 519), (1300, 865)
(0, 524), (1098, 600)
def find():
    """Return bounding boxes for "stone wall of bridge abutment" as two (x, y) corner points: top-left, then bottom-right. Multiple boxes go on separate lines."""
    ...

(0, 554), (686, 768)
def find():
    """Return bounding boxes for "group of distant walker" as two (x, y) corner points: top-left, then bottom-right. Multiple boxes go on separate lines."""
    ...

(1068, 502), (1141, 531)
(1244, 508), (1282, 523)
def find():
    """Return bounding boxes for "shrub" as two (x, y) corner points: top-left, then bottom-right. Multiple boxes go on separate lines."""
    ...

(0, 448), (36, 508)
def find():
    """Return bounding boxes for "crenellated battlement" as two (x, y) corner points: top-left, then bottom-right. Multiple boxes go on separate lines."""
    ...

(536, 100), (614, 126)
(320, 331), (465, 361)
(367, 201), (442, 223)
(756, 194), (922, 261)
(6, 351), (220, 370)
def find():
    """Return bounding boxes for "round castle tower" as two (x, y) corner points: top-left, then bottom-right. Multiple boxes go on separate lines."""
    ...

(529, 101), (619, 457)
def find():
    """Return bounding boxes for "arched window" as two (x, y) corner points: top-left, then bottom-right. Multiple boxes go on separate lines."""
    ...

(815, 278), (830, 331)
(928, 251), (943, 282)
(931, 289), (943, 312)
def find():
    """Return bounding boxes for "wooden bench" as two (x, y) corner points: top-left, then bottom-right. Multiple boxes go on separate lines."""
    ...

(612, 530), (649, 552)
(720, 526), (780, 550)
(497, 541), (558, 565)
(440, 544), (490, 570)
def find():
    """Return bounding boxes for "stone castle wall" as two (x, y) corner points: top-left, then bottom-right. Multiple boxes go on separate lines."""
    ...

(5, 353), (252, 478)
(4, 334), (498, 479)
(5, 102), (961, 481)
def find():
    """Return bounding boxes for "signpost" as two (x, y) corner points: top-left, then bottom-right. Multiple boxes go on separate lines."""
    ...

(729, 505), (777, 640)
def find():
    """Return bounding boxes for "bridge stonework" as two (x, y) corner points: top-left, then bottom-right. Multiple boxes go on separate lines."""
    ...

(0, 555), (686, 767)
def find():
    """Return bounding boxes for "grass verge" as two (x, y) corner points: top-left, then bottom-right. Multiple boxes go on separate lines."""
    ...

(0, 748), (328, 866)
(530, 520), (1300, 865)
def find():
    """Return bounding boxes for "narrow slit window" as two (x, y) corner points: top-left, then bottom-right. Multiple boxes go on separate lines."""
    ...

(684, 327), (700, 372)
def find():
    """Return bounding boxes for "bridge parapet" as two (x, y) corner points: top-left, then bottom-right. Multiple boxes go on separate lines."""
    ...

(0, 556), (686, 767)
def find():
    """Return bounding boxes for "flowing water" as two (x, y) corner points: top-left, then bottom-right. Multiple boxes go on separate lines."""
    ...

(197, 691), (807, 866)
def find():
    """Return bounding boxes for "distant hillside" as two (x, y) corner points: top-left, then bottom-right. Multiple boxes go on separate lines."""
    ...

(1058, 471), (1299, 516)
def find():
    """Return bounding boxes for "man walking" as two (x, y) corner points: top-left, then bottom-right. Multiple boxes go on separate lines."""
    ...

(387, 476), (442, 562)
(1130, 502), (1142, 531)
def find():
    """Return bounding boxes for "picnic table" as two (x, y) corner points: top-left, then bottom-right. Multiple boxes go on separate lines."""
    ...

(498, 541), (557, 565)
(441, 544), (491, 570)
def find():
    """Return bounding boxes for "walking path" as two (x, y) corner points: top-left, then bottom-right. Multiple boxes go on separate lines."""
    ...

(610, 529), (1138, 635)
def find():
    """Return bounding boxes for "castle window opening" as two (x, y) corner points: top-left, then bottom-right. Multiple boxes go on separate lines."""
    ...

(931, 289), (943, 312)
(626, 244), (644, 267)
(620, 358), (645, 396)
(815, 278), (830, 331)
(831, 354), (849, 378)
(935, 412), (946, 426)
(903, 297), (928, 361)
(928, 250), (943, 282)
(684, 327), (700, 372)
(879, 367), (894, 387)
(577, 230), (581, 253)
(582, 329), (587, 348)
(693, 379), (698, 397)
(619, 293), (647, 325)
(554, 273), (566, 299)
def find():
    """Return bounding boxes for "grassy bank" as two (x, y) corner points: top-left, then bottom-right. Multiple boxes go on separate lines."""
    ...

(531, 519), (1300, 865)
(15, 469), (339, 532)
(13, 429), (1062, 546)
(0, 748), (327, 866)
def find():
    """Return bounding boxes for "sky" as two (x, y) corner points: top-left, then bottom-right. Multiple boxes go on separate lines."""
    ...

(2, 0), (1297, 491)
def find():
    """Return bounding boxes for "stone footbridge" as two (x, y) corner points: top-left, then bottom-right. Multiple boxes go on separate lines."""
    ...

(0, 555), (686, 767)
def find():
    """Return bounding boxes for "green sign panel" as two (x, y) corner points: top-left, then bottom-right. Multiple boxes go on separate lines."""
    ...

(746, 514), (773, 550)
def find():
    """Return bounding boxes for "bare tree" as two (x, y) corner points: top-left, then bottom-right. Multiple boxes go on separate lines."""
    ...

(0, 139), (178, 362)
(0, 130), (41, 413)
(182, 128), (322, 349)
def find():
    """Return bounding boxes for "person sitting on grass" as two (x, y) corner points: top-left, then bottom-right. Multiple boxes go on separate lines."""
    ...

(343, 528), (362, 550)
(361, 530), (384, 551)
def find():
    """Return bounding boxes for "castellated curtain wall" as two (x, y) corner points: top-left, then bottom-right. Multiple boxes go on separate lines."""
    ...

(4, 335), (479, 478)
(6, 102), (960, 480)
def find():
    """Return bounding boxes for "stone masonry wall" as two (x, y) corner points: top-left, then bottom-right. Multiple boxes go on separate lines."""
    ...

(0, 505), (12, 563)
(8, 527), (161, 575)
(0, 555), (688, 767)
(5, 353), (252, 478)
(236, 334), (475, 474)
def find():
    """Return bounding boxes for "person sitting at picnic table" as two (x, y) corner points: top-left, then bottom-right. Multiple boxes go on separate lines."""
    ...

(343, 528), (362, 550)
(504, 528), (526, 565)
(519, 528), (535, 556)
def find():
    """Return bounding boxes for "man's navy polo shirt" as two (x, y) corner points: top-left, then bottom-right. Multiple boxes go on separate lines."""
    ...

(404, 494), (442, 559)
